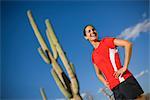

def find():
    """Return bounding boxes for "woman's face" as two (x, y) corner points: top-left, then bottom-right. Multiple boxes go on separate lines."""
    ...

(84, 26), (98, 41)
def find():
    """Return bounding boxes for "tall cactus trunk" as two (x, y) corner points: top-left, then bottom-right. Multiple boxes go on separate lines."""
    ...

(71, 94), (82, 100)
(27, 10), (82, 100)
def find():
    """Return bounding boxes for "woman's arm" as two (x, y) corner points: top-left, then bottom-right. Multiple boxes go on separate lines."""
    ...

(113, 38), (132, 78)
(93, 64), (109, 88)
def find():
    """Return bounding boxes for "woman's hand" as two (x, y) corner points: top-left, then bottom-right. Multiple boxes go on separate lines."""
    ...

(113, 67), (127, 78)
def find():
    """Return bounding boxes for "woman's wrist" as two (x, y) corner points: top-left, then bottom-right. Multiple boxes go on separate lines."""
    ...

(123, 66), (127, 72)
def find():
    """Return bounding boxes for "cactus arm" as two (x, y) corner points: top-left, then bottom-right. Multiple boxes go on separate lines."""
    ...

(69, 62), (75, 74)
(38, 47), (51, 64)
(38, 46), (66, 88)
(51, 69), (72, 98)
(45, 19), (58, 44)
(46, 30), (58, 59)
(69, 62), (79, 93)
(46, 50), (68, 89)
(45, 19), (79, 95)
(40, 88), (47, 100)
(55, 45), (79, 94)
(27, 10), (48, 51)
(45, 19), (74, 78)
(68, 69), (78, 95)
(69, 62), (79, 94)
(46, 50), (62, 74)
(38, 46), (68, 90)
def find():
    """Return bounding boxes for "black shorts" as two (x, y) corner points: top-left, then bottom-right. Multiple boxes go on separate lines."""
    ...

(112, 76), (144, 100)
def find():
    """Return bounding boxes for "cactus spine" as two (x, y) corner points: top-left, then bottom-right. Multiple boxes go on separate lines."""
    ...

(27, 10), (82, 100)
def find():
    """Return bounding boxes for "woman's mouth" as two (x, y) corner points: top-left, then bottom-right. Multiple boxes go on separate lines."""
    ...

(90, 33), (97, 37)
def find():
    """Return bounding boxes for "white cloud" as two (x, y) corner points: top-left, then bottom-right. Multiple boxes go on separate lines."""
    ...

(81, 92), (94, 100)
(81, 92), (87, 97)
(117, 19), (150, 40)
(142, 12), (147, 19)
(135, 69), (149, 79)
(97, 87), (114, 100)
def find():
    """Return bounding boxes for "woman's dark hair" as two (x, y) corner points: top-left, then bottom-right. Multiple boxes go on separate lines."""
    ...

(83, 24), (95, 36)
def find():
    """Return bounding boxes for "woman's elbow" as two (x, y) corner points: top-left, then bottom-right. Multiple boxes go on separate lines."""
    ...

(129, 42), (133, 47)
(126, 40), (133, 47)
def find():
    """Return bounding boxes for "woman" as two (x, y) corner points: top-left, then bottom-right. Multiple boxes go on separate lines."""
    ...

(83, 25), (144, 100)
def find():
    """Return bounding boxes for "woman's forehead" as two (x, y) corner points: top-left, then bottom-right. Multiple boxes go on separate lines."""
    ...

(85, 26), (94, 30)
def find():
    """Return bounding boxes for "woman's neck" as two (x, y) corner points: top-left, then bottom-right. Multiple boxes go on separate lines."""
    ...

(90, 40), (100, 49)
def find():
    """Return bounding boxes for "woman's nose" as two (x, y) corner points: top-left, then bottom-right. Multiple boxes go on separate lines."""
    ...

(91, 31), (95, 34)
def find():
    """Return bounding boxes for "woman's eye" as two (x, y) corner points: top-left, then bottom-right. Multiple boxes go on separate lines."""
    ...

(89, 30), (91, 33)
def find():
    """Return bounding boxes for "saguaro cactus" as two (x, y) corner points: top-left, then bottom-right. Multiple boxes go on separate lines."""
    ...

(27, 10), (82, 100)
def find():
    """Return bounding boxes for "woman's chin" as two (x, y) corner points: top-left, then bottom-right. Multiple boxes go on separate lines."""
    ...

(91, 38), (98, 41)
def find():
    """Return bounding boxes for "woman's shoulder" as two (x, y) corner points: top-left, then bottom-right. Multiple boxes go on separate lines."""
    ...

(103, 36), (115, 40)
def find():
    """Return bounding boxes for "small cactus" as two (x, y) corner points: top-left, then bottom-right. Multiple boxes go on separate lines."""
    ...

(40, 88), (47, 100)
(27, 10), (82, 100)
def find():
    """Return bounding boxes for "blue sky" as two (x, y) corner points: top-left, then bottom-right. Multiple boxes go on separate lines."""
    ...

(1, 1), (149, 99)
